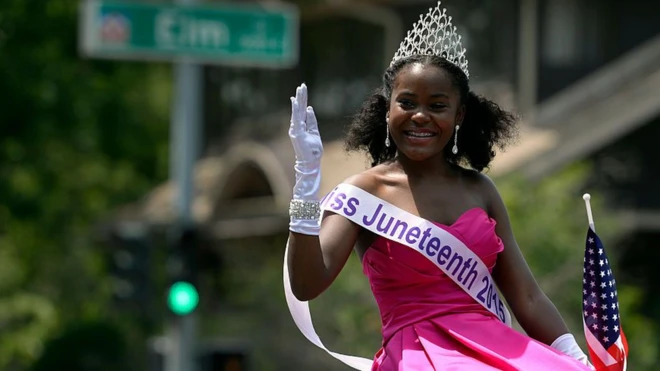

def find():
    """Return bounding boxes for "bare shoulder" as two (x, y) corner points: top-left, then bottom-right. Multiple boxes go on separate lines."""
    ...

(459, 169), (498, 194)
(456, 169), (504, 213)
(476, 171), (499, 193)
(339, 163), (393, 194)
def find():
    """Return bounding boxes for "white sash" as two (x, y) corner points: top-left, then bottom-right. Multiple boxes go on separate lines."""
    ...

(283, 183), (512, 370)
(283, 244), (374, 370)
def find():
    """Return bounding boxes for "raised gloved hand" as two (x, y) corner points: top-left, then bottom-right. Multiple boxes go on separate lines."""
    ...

(288, 83), (323, 235)
(551, 333), (594, 370)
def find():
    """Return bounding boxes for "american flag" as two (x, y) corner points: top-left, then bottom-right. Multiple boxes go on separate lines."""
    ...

(582, 227), (628, 371)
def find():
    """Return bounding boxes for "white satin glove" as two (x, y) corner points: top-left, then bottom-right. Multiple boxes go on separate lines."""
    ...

(288, 83), (323, 235)
(551, 333), (594, 370)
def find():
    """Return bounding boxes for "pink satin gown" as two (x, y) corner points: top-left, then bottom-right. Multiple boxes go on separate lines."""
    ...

(362, 208), (591, 370)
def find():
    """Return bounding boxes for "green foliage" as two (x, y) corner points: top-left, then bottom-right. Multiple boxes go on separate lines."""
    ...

(615, 285), (658, 369)
(497, 163), (619, 330)
(29, 320), (129, 371)
(497, 164), (657, 370)
(195, 235), (378, 371)
(0, 0), (170, 368)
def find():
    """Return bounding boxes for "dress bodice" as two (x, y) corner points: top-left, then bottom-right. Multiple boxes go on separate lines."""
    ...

(362, 207), (505, 343)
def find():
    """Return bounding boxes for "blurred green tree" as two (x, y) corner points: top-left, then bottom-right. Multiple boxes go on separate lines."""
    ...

(29, 320), (129, 371)
(498, 164), (657, 370)
(0, 0), (170, 368)
(498, 164), (617, 331)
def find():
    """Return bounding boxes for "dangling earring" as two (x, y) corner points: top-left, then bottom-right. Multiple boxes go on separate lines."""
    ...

(452, 125), (460, 154)
(385, 118), (391, 147)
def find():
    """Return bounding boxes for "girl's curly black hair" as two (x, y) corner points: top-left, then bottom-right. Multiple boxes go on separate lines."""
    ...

(345, 54), (518, 172)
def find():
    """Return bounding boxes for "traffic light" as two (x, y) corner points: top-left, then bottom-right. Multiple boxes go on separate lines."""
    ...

(167, 281), (199, 315)
(106, 223), (152, 314)
(166, 226), (199, 316)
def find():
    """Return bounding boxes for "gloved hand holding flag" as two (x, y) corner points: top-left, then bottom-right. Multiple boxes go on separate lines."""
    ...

(581, 194), (629, 371)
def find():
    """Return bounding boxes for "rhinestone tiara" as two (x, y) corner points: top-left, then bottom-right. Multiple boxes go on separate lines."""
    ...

(390, 1), (469, 78)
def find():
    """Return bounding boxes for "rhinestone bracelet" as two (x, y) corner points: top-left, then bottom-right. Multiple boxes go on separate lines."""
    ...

(289, 199), (321, 220)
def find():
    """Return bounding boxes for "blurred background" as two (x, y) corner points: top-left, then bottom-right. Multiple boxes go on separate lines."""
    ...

(1, 0), (659, 370)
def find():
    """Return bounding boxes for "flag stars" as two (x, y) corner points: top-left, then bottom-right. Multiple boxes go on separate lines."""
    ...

(584, 231), (624, 355)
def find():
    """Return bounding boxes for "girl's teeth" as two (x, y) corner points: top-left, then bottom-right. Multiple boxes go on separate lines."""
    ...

(407, 132), (433, 137)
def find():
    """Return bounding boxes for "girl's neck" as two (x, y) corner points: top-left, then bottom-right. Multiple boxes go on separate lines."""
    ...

(393, 152), (456, 178)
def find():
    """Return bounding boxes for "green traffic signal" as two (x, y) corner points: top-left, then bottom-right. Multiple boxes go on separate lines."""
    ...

(167, 281), (199, 315)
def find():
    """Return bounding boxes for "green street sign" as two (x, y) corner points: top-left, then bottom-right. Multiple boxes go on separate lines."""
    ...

(167, 281), (199, 315)
(79, 0), (299, 68)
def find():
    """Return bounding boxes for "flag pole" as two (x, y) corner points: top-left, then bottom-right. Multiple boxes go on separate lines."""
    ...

(582, 193), (595, 232)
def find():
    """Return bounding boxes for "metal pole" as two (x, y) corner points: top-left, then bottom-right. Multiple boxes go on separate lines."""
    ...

(166, 0), (201, 370)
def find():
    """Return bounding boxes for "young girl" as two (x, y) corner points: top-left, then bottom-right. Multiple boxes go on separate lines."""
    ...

(285, 2), (592, 370)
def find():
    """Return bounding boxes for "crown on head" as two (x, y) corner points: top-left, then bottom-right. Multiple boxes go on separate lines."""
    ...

(390, 1), (469, 78)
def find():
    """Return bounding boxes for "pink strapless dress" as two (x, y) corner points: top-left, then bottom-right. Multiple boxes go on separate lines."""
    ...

(363, 208), (591, 370)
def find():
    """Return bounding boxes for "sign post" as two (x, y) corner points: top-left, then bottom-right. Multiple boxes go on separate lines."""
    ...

(167, 22), (200, 369)
(79, 1), (299, 371)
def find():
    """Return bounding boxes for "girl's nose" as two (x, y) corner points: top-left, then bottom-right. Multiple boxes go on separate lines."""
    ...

(411, 109), (430, 125)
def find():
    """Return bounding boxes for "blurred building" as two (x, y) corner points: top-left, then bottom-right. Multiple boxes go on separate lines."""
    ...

(106, 0), (660, 369)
